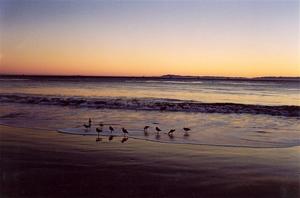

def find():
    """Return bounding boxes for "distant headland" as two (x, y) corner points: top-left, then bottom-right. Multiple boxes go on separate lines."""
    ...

(160, 75), (300, 82)
(0, 74), (299, 82)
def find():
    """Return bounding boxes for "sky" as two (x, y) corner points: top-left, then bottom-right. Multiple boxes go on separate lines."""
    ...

(0, 0), (299, 77)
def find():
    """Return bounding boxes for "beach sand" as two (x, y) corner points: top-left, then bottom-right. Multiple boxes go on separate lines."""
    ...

(0, 125), (299, 198)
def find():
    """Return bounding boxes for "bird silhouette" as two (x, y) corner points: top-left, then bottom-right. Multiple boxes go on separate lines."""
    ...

(109, 126), (114, 133)
(144, 126), (150, 136)
(83, 123), (91, 129)
(183, 127), (191, 136)
(155, 127), (162, 134)
(96, 127), (102, 140)
(83, 118), (92, 131)
(168, 129), (176, 136)
(144, 125), (150, 131)
(122, 128), (129, 136)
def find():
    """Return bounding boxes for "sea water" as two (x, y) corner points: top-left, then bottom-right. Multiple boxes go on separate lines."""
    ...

(0, 76), (299, 148)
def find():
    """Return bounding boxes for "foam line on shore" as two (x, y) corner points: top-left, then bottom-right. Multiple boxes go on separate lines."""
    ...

(1, 94), (299, 117)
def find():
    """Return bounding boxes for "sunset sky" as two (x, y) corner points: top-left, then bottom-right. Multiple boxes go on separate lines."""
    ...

(0, 0), (299, 77)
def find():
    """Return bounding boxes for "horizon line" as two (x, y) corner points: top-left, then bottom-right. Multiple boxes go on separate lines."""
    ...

(0, 73), (299, 79)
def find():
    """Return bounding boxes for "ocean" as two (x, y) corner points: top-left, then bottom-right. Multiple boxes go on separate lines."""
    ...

(0, 76), (299, 148)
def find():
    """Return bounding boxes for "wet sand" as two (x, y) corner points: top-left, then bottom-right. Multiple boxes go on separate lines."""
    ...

(0, 125), (299, 198)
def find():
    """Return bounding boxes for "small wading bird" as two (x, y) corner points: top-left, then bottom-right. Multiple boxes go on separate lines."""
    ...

(122, 128), (129, 136)
(144, 125), (150, 132)
(109, 126), (114, 133)
(96, 127), (102, 142)
(96, 127), (102, 133)
(168, 129), (176, 137)
(144, 126), (150, 136)
(96, 128), (102, 142)
(155, 126), (162, 134)
(155, 127), (161, 139)
(183, 127), (191, 136)
(83, 118), (92, 131)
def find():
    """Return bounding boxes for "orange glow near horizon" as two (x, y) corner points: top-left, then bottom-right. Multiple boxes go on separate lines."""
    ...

(1, 1), (299, 77)
(1, 41), (298, 77)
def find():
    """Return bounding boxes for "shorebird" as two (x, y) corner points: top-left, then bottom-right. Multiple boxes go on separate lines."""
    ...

(96, 127), (102, 133)
(143, 126), (150, 136)
(121, 137), (128, 143)
(155, 126), (162, 134)
(96, 127), (102, 138)
(183, 127), (191, 136)
(168, 129), (175, 137)
(109, 126), (114, 133)
(144, 126), (150, 136)
(83, 118), (92, 131)
(83, 123), (91, 129)
(144, 125), (150, 134)
(122, 128), (129, 136)
(95, 127), (102, 141)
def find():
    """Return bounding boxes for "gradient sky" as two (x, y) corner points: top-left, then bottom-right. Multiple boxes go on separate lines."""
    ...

(0, 0), (299, 77)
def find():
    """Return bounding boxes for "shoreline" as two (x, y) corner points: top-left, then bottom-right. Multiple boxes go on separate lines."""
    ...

(0, 125), (299, 197)
(1, 123), (298, 149)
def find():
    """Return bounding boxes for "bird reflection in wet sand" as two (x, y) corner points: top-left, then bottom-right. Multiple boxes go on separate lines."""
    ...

(109, 135), (114, 141)
(121, 137), (129, 143)
(155, 133), (160, 140)
(109, 126), (114, 133)
(96, 137), (102, 142)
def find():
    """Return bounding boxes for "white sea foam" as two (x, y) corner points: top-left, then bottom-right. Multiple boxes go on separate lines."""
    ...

(0, 94), (299, 117)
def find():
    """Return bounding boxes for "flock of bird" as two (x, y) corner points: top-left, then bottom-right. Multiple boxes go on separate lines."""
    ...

(83, 118), (191, 143)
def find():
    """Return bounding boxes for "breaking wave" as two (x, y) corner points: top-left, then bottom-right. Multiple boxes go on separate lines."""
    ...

(0, 94), (299, 117)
